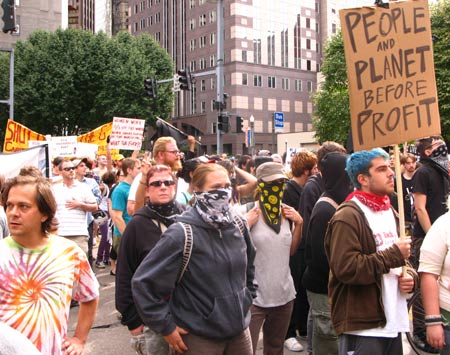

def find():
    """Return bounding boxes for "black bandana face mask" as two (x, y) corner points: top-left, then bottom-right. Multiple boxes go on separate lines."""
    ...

(257, 180), (285, 233)
(429, 143), (449, 175)
(194, 188), (232, 228)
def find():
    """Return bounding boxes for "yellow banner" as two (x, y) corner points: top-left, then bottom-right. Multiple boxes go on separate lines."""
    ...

(77, 122), (118, 157)
(3, 119), (46, 152)
(3, 120), (119, 157)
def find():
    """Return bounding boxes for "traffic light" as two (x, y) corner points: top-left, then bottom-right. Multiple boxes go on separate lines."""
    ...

(173, 74), (181, 92)
(2, 0), (16, 34)
(218, 114), (229, 133)
(177, 69), (191, 91)
(236, 116), (244, 133)
(144, 79), (157, 98)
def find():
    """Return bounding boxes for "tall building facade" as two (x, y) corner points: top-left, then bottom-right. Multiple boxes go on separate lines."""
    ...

(112, 0), (129, 35)
(68, 0), (95, 32)
(129, 0), (340, 155)
(0, 0), (64, 48)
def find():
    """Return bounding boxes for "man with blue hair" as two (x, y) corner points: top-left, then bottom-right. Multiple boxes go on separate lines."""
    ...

(325, 148), (418, 355)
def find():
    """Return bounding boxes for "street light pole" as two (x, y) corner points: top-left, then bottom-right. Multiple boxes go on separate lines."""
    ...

(250, 115), (255, 157)
(216, 0), (224, 155)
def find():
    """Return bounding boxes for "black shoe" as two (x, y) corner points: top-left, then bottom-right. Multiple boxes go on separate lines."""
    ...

(413, 334), (440, 354)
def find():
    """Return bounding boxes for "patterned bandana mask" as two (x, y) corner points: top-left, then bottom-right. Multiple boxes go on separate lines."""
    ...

(257, 180), (285, 233)
(194, 188), (232, 228)
(429, 143), (449, 175)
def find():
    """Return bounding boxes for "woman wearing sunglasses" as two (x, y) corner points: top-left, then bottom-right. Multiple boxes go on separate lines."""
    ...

(115, 165), (186, 355)
(132, 164), (257, 354)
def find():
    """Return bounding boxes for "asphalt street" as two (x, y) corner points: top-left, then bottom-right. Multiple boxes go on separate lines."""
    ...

(68, 260), (416, 354)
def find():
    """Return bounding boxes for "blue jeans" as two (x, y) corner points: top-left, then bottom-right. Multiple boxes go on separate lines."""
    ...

(442, 327), (450, 355)
(130, 327), (169, 355)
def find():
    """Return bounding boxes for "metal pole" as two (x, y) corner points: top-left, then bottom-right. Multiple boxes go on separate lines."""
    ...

(216, 0), (224, 155)
(9, 49), (14, 121)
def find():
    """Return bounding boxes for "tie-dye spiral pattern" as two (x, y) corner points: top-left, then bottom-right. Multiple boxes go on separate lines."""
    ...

(0, 235), (99, 355)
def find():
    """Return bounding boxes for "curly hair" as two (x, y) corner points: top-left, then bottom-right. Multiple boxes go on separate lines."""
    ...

(346, 148), (389, 189)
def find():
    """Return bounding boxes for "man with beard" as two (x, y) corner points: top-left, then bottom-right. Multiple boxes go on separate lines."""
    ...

(127, 137), (185, 216)
(325, 148), (416, 355)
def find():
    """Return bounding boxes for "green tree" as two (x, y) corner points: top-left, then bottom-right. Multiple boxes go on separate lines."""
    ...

(0, 28), (173, 139)
(431, 0), (450, 143)
(313, 2), (450, 145)
(312, 31), (350, 145)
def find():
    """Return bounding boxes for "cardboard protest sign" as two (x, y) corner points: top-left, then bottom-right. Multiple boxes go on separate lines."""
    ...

(3, 119), (46, 152)
(340, 0), (440, 150)
(109, 117), (145, 150)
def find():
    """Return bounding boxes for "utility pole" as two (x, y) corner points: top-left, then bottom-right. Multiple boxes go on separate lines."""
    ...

(215, 0), (224, 154)
(0, 48), (14, 120)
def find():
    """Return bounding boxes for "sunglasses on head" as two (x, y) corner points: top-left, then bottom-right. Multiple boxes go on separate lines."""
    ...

(148, 180), (176, 187)
(63, 167), (76, 171)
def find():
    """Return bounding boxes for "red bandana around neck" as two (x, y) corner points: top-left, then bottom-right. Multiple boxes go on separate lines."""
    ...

(346, 190), (391, 212)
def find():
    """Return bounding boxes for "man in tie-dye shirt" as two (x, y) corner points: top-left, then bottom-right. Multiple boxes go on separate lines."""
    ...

(0, 175), (99, 355)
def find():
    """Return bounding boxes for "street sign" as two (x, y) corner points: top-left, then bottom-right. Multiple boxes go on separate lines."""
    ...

(274, 111), (284, 132)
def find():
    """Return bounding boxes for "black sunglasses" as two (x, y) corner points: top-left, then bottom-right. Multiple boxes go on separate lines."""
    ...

(148, 180), (176, 187)
(63, 167), (76, 171)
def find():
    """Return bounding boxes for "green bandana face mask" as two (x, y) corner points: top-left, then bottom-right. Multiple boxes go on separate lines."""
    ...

(257, 180), (285, 233)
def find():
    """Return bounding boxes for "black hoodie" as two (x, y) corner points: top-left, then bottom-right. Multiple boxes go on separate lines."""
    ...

(116, 202), (185, 330)
(302, 152), (352, 294)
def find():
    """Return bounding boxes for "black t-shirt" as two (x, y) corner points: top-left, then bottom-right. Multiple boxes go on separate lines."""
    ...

(412, 163), (449, 238)
(282, 180), (303, 209)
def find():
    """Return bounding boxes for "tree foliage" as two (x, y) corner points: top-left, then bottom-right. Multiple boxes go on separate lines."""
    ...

(313, 2), (450, 145)
(0, 29), (173, 138)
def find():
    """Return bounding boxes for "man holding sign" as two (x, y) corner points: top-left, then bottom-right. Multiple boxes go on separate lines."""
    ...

(325, 149), (417, 355)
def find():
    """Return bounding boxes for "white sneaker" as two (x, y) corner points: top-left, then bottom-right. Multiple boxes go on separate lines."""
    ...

(284, 337), (304, 352)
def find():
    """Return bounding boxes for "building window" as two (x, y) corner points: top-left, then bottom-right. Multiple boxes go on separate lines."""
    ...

(199, 14), (206, 26)
(199, 35), (206, 48)
(199, 0), (206, 4)
(210, 10), (216, 23)
(268, 76), (276, 88)
(190, 0), (195, 9)
(306, 39), (311, 50)
(199, 58), (206, 70)
(155, 12), (161, 23)
(135, 4), (138, 14)
(201, 101), (206, 113)
(253, 75), (262, 87)
(316, 23), (319, 33)
(242, 73), (248, 86)
(210, 55), (216, 67)
(242, 50), (247, 62)
(211, 78), (215, 90)
(281, 29), (288, 67)
(282, 78), (289, 90)
(332, 23), (337, 34)
(253, 39), (261, 64)
(306, 18), (310, 28)
(190, 19), (195, 30)
(307, 81), (313, 92)
(210, 32), (216, 45)
(307, 60), (311, 71)
(201, 79), (206, 91)
(295, 79), (302, 91)
(190, 39), (196, 51)
(191, 86), (197, 114)
(267, 33), (275, 66)
(190, 60), (196, 71)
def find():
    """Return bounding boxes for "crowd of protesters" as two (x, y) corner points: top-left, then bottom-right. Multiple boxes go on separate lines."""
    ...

(0, 134), (449, 355)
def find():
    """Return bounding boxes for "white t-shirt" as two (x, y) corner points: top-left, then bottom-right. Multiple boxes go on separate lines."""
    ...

(419, 211), (450, 312)
(346, 198), (409, 338)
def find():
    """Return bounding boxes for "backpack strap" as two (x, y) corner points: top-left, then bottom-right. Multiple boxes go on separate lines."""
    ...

(177, 222), (194, 284)
(317, 196), (338, 209)
(233, 215), (247, 237)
